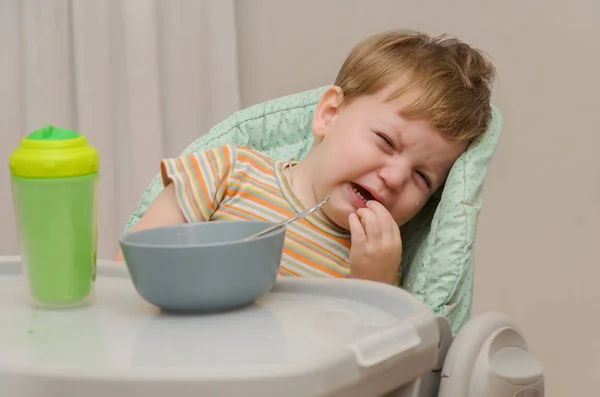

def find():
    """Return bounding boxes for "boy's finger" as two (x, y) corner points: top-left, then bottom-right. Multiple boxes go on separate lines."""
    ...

(349, 213), (366, 244)
(366, 201), (396, 236)
(357, 207), (382, 240)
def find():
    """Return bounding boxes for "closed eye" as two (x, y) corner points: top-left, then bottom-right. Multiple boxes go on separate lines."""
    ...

(375, 132), (395, 149)
(416, 171), (432, 189)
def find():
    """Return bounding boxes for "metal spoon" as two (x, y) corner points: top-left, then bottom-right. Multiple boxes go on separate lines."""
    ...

(241, 196), (330, 242)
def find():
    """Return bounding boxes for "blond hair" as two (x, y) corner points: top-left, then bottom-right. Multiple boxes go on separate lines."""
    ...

(334, 30), (496, 141)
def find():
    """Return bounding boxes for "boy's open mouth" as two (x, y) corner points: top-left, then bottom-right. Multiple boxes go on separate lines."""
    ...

(351, 183), (377, 204)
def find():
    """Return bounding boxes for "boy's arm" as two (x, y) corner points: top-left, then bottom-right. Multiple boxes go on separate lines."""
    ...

(113, 183), (185, 261)
(114, 144), (237, 262)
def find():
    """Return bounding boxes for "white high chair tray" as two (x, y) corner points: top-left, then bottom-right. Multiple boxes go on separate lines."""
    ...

(0, 257), (439, 397)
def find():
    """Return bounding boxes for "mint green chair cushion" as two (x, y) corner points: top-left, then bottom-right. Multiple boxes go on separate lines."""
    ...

(124, 86), (502, 333)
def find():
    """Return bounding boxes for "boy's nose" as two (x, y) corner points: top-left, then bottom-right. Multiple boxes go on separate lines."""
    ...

(378, 163), (409, 191)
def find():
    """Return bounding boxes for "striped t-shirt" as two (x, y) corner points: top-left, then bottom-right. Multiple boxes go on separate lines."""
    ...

(160, 144), (352, 278)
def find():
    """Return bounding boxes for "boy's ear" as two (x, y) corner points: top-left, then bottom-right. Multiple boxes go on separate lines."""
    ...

(312, 86), (344, 140)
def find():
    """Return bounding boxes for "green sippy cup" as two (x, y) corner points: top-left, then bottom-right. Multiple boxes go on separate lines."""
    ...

(9, 125), (100, 309)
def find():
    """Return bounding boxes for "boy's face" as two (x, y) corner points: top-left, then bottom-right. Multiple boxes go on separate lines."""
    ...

(306, 85), (468, 230)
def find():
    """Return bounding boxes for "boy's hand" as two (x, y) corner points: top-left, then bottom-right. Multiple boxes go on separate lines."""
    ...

(348, 201), (402, 285)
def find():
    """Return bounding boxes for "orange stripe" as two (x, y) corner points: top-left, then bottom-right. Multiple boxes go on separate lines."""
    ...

(226, 174), (291, 213)
(218, 206), (269, 221)
(285, 226), (349, 266)
(279, 266), (301, 277)
(281, 239), (348, 277)
(187, 154), (212, 217)
(230, 173), (281, 197)
(206, 147), (221, 191)
(175, 157), (203, 221)
(285, 255), (346, 277)
(237, 151), (273, 176)
(288, 220), (351, 255)
(237, 193), (290, 216)
(213, 146), (233, 202)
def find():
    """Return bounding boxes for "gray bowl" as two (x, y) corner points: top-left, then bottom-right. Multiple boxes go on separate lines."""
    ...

(119, 221), (285, 313)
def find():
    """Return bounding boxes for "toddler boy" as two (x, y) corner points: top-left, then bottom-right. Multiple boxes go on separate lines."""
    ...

(115, 30), (496, 286)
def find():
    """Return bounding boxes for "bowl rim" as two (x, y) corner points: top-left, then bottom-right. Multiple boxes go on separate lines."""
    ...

(119, 220), (285, 249)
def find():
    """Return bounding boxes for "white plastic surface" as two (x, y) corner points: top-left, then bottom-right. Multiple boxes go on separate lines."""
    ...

(438, 312), (544, 397)
(0, 257), (439, 397)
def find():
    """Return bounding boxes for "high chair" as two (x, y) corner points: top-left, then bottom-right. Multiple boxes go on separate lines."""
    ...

(122, 86), (545, 396)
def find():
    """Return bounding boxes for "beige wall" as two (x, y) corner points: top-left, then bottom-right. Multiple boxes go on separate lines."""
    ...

(236, 1), (600, 396)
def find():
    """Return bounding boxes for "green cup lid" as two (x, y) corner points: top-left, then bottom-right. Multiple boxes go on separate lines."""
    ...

(9, 125), (99, 178)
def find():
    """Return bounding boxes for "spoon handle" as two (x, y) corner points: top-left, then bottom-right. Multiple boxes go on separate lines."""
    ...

(242, 196), (330, 241)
